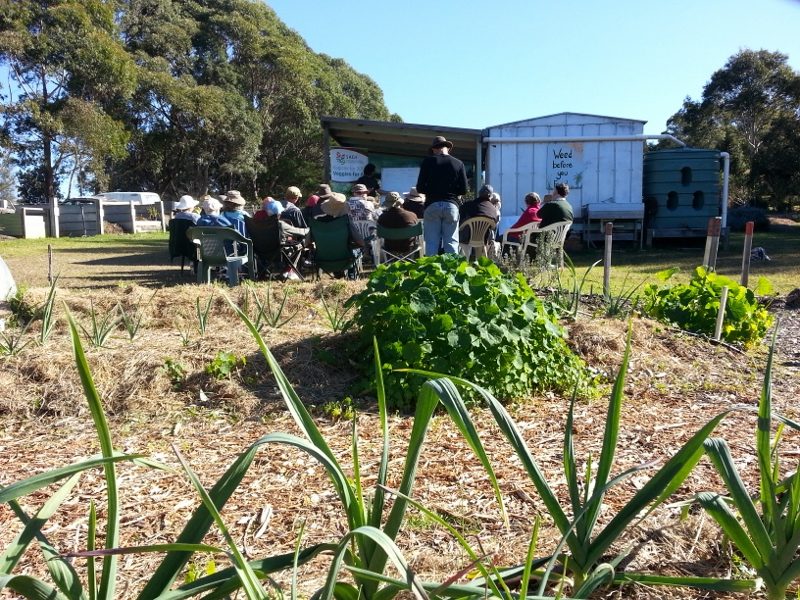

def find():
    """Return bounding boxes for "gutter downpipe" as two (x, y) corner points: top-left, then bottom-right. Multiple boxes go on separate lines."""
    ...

(719, 152), (730, 232)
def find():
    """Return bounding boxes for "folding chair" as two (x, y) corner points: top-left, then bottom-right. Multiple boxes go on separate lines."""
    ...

(458, 216), (497, 260)
(500, 221), (540, 265)
(528, 221), (572, 269)
(374, 222), (425, 265)
(168, 218), (196, 273)
(308, 217), (362, 279)
(187, 226), (254, 286)
(245, 216), (308, 280)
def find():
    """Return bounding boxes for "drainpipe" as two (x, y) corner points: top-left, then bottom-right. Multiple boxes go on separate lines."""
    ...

(719, 152), (730, 231)
(482, 133), (686, 146)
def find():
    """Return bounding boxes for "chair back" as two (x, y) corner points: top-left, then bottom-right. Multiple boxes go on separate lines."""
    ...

(459, 216), (497, 259)
(309, 217), (359, 275)
(501, 221), (540, 263)
(351, 219), (377, 241)
(168, 218), (195, 262)
(375, 222), (424, 265)
(530, 221), (572, 268)
(187, 226), (253, 267)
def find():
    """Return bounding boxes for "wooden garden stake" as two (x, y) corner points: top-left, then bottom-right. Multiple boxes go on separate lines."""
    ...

(740, 221), (754, 287)
(48, 244), (53, 285)
(713, 286), (729, 342)
(603, 222), (613, 298)
(703, 217), (722, 271)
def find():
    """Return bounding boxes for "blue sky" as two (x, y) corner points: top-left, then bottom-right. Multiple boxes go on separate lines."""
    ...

(267, 0), (800, 133)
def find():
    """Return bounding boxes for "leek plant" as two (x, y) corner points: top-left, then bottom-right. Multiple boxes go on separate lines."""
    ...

(79, 299), (120, 348)
(404, 327), (750, 597)
(698, 333), (800, 600)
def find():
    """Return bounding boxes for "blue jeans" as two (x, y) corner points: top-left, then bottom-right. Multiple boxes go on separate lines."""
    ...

(423, 201), (460, 255)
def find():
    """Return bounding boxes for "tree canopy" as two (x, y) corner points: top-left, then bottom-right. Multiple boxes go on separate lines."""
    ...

(663, 49), (800, 210)
(0, 0), (399, 203)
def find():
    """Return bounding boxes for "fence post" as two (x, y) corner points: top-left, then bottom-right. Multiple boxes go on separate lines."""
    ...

(713, 286), (729, 342)
(603, 222), (613, 299)
(740, 221), (754, 287)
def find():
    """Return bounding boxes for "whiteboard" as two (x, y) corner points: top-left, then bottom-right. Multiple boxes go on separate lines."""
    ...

(381, 167), (420, 196)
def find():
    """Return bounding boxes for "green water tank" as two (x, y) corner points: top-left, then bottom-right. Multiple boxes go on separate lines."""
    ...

(643, 148), (720, 233)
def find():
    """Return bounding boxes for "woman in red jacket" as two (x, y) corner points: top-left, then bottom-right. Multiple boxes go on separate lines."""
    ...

(506, 192), (542, 241)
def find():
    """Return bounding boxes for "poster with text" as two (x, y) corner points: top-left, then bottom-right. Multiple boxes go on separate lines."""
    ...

(546, 143), (585, 190)
(330, 148), (369, 182)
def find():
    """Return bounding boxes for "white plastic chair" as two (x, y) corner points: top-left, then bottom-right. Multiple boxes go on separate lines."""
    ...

(500, 221), (540, 265)
(458, 217), (497, 260)
(528, 221), (572, 268)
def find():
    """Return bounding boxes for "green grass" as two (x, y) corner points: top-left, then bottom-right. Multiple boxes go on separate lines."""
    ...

(0, 232), (168, 258)
(566, 229), (800, 295)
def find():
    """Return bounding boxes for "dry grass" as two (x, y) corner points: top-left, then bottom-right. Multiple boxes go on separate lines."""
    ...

(0, 251), (799, 598)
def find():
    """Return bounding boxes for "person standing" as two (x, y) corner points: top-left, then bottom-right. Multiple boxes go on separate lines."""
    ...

(416, 135), (468, 255)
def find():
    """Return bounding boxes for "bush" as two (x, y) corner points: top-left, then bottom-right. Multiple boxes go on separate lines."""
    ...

(643, 266), (773, 346)
(346, 255), (589, 410)
(727, 205), (770, 232)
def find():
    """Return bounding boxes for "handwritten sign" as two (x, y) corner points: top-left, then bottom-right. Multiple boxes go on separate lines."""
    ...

(330, 148), (369, 182)
(546, 143), (584, 190)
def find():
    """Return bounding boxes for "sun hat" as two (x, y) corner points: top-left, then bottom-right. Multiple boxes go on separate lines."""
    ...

(225, 190), (246, 206)
(262, 197), (283, 216)
(201, 195), (222, 214)
(478, 184), (494, 198)
(431, 135), (454, 149)
(383, 191), (404, 208)
(286, 186), (302, 199)
(175, 195), (198, 211)
(320, 192), (349, 218)
(317, 184), (333, 200)
(352, 183), (368, 194)
(404, 186), (425, 200)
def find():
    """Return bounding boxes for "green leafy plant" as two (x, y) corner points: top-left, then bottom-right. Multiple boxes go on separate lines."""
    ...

(38, 275), (59, 344)
(163, 357), (188, 388)
(0, 322), (32, 356)
(346, 254), (590, 411)
(698, 333), (800, 600)
(175, 318), (192, 346)
(552, 256), (601, 319)
(8, 285), (36, 326)
(321, 396), (355, 421)
(205, 351), (246, 380)
(643, 266), (773, 346)
(118, 291), (157, 341)
(603, 272), (645, 318)
(79, 300), (120, 348)
(319, 286), (354, 332)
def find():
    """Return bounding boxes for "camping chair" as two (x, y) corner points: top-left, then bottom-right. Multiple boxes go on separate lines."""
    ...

(500, 221), (540, 265)
(374, 222), (425, 265)
(245, 216), (308, 280)
(168, 218), (196, 273)
(187, 226), (254, 286)
(528, 221), (572, 269)
(308, 217), (362, 280)
(351, 219), (377, 266)
(458, 216), (497, 260)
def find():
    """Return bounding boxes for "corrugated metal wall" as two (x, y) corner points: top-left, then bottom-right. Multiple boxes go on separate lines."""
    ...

(485, 113), (645, 229)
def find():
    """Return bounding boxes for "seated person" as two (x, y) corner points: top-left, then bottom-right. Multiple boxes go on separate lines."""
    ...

(196, 196), (233, 227)
(377, 192), (419, 253)
(221, 190), (250, 237)
(402, 186), (426, 218)
(538, 183), (574, 228)
(173, 195), (200, 223)
(348, 183), (378, 221)
(505, 192), (542, 242)
(280, 185), (308, 229)
(316, 192), (364, 279)
(459, 184), (499, 243)
(489, 192), (502, 217)
(253, 196), (283, 221)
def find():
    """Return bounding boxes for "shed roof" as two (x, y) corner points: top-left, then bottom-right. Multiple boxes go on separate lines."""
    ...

(321, 116), (482, 163)
(485, 112), (647, 130)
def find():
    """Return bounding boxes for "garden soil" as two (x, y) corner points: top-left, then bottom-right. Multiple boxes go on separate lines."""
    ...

(0, 273), (799, 599)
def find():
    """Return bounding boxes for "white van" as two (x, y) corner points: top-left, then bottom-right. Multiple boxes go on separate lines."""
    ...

(99, 192), (162, 204)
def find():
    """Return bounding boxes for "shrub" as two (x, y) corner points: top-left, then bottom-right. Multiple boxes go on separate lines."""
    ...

(643, 266), (773, 346)
(346, 255), (589, 410)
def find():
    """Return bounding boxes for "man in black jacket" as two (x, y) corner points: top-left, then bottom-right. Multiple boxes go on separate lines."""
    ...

(416, 136), (468, 255)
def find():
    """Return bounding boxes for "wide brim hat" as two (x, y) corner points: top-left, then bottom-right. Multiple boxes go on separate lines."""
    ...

(201, 196), (222, 214)
(225, 190), (246, 206)
(383, 191), (404, 208)
(431, 135), (454, 149)
(317, 184), (333, 199)
(404, 186), (424, 200)
(352, 183), (368, 194)
(320, 193), (349, 218)
(175, 195), (198, 210)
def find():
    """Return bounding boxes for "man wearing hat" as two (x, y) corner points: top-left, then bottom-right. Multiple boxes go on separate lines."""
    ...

(348, 183), (377, 222)
(221, 190), (250, 237)
(416, 136), (468, 255)
(377, 191), (419, 253)
(197, 196), (233, 227)
(173, 195), (200, 223)
(403, 187), (426, 219)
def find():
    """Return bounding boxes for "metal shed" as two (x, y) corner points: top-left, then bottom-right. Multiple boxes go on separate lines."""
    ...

(481, 112), (693, 243)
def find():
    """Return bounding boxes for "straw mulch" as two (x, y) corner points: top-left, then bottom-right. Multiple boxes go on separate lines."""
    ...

(1, 280), (798, 600)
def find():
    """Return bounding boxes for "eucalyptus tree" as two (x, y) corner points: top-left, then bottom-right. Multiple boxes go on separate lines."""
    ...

(0, 0), (136, 205)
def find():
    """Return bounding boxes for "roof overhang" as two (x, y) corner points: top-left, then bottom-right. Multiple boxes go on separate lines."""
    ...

(321, 116), (482, 163)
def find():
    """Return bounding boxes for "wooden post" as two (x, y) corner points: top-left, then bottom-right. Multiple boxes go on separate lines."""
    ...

(48, 244), (53, 285)
(603, 222), (613, 298)
(740, 221), (754, 287)
(703, 217), (721, 271)
(713, 286), (729, 342)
